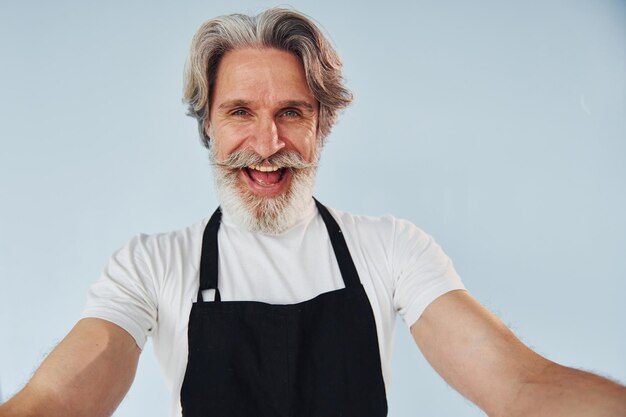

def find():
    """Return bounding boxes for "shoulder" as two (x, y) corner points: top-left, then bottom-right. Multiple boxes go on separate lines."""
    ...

(127, 217), (209, 258)
(323, 205), (455, 284)
(325, 205), (431, 249)
(103, 217), (210, 287)
(323, 205), (439, 278)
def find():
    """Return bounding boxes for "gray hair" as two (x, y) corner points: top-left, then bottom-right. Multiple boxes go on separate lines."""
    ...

(183, 7), (353, 148)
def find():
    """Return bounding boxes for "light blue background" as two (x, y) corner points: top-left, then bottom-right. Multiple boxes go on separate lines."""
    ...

(1, 1), (624, 416)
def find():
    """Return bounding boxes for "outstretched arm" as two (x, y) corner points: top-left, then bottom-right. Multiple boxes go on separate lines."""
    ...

(0, 318), (140, 417)
(411, 290), (626, 417)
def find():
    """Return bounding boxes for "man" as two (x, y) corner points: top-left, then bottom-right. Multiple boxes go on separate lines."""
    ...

(1, 7), (624, 417)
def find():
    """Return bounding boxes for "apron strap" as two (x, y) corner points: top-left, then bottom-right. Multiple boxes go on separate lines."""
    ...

(197, 207), (222, 302)
(314, 198), (361, 289)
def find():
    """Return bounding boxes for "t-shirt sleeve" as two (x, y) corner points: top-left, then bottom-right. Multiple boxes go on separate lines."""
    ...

(391, 218), (465, 328)
(81, 234), (158, 349)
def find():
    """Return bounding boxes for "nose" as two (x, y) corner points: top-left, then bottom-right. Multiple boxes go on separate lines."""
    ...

(248, 116), (285, 159)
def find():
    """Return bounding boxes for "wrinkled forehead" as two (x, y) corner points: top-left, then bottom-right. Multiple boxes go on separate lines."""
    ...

(210, 47), (317, 111)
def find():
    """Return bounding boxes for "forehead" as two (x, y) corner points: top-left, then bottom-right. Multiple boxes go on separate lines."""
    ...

(211, 47), (316, 107)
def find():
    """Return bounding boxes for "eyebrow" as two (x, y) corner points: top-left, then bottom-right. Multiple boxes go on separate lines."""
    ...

(278, 100), (315, 111)
(217, 99), (316, 111)
(217, 99), (250, 110)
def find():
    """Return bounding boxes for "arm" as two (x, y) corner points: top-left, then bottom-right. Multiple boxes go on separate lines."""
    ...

(411, 290), (626, 417)
(0, 318), (140, 417)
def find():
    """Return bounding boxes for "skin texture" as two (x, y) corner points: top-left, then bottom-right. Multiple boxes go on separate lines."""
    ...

(412, 290), (626, 417)
(0, 318), (139, 417)
(206, 47), (319, 198)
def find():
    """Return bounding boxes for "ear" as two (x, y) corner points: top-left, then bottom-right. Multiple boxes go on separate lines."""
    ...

(203, 117), (212, 141)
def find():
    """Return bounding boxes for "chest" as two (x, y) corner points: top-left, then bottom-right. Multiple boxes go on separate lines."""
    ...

(216, 225), (345, 304)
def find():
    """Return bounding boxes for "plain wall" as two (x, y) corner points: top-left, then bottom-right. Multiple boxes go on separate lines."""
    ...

(1, 1), (624, 416)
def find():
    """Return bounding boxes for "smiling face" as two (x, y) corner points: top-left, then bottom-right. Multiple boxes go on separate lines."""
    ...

(206, 48), (320, 234)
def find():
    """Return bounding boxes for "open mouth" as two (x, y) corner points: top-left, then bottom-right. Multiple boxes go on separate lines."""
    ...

(244, 164), (288, 188)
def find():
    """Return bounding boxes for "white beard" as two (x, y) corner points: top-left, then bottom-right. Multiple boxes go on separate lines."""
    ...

(210, 147), (318, 235)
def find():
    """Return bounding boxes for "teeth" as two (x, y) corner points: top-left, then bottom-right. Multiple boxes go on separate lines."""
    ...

(249, 164), (280, 172)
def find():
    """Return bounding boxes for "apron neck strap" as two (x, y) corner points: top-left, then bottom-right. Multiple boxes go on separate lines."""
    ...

(197, 199), (361, 302)
(313, 198), (361, 289)
(198, 207), (222, 302)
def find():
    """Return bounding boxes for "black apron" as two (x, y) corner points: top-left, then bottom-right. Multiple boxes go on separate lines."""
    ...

(180, 200), (388, 416)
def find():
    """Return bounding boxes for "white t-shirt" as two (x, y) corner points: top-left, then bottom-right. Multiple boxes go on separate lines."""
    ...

(82, 199), (465, 417)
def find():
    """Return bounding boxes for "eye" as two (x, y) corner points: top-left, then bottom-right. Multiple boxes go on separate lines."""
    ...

(281, 109), (300, 118)
(231, 109), (249, 117)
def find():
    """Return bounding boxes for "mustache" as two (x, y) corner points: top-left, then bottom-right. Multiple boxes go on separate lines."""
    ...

(213, 149), (318, 170)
